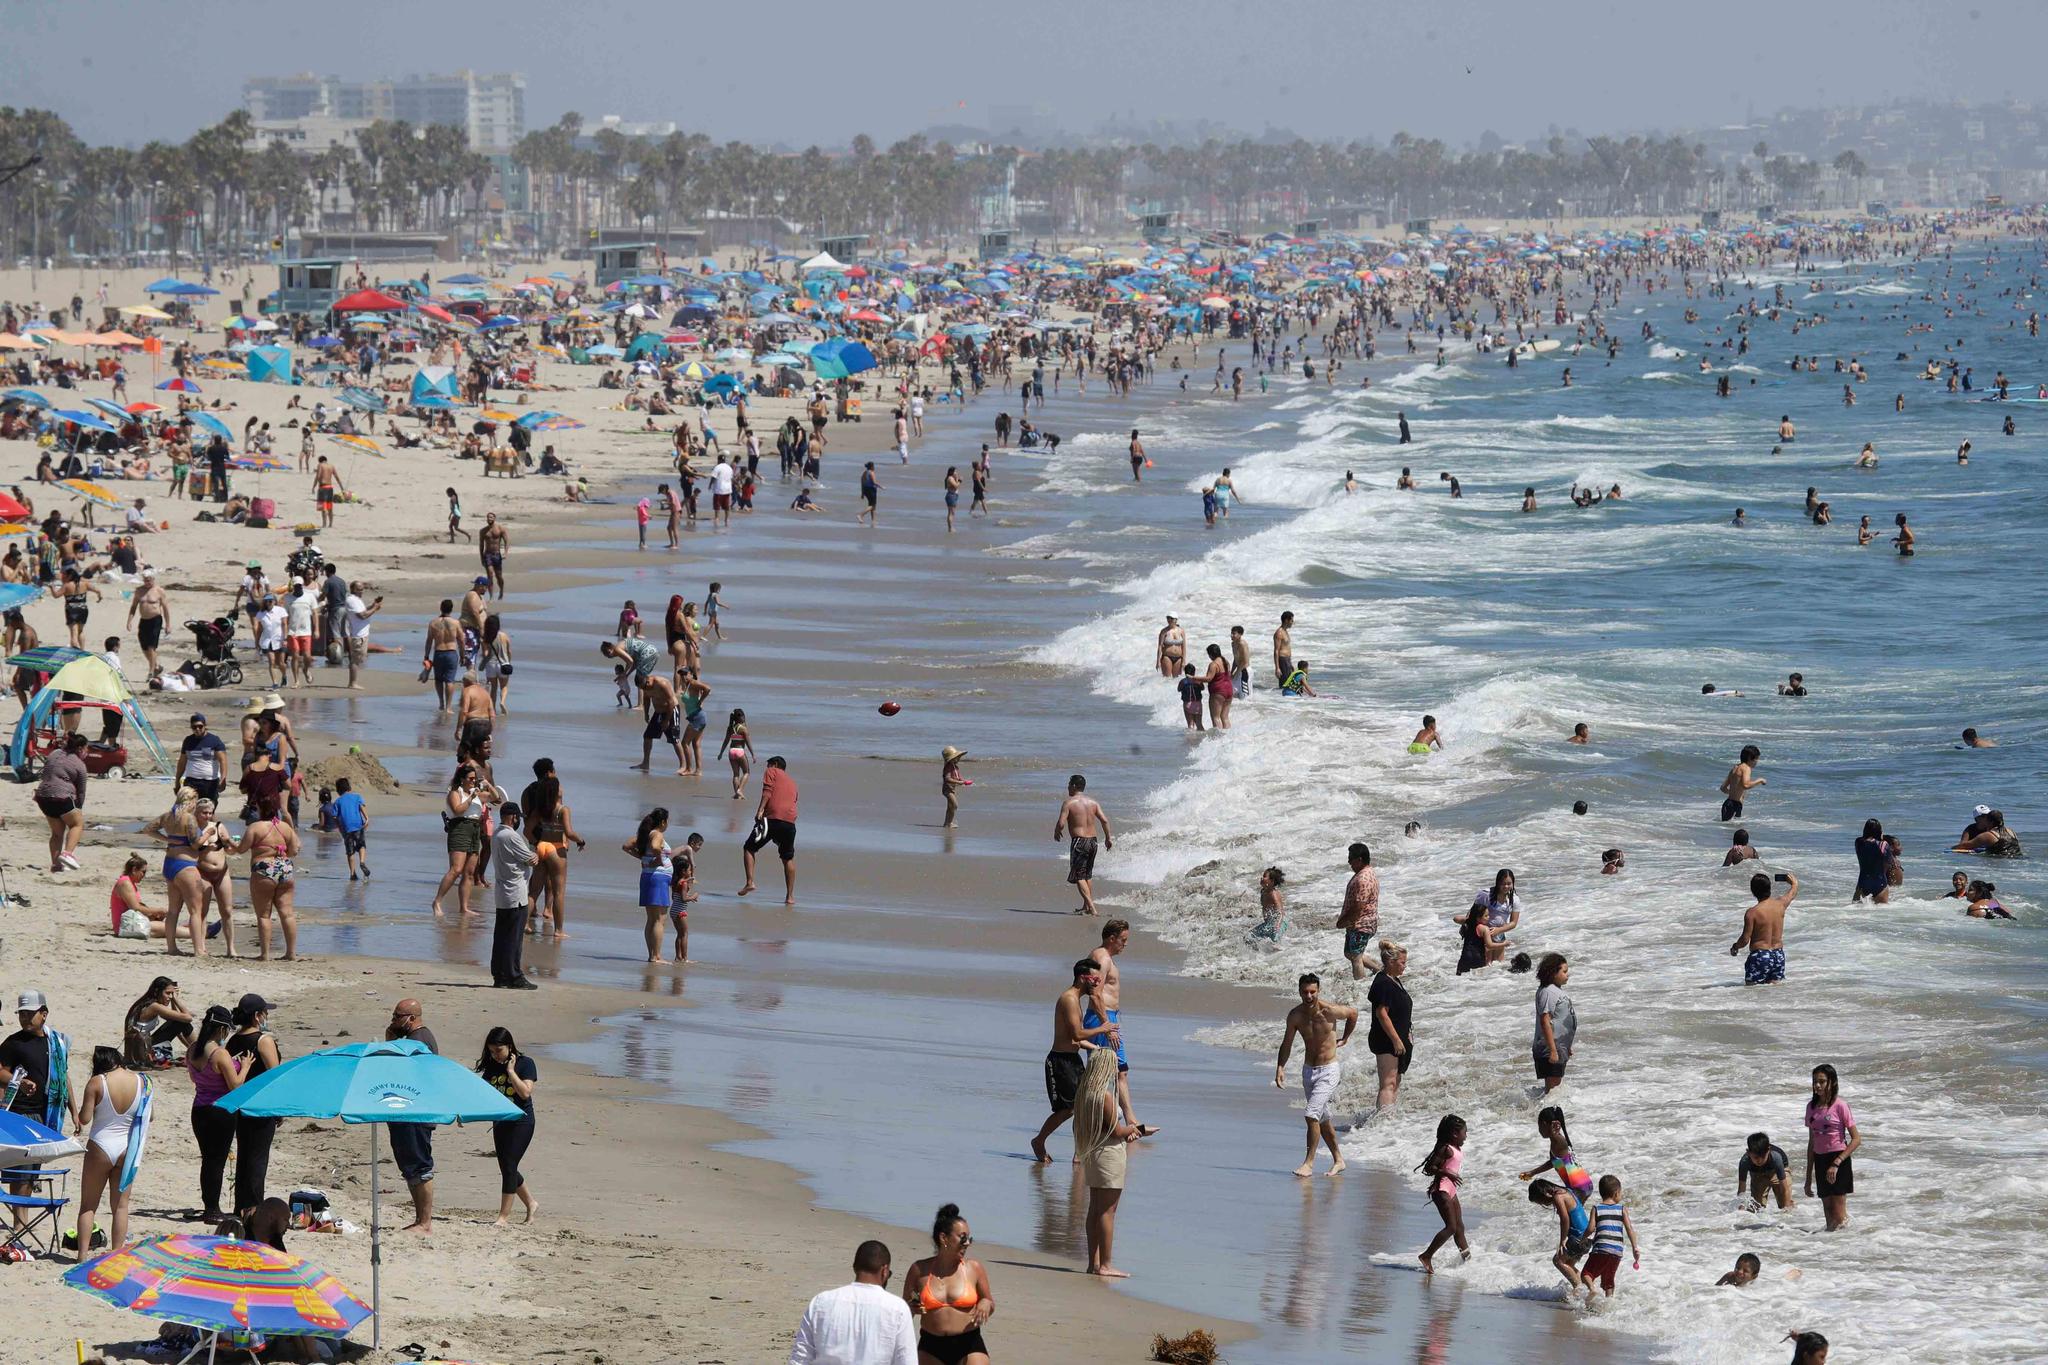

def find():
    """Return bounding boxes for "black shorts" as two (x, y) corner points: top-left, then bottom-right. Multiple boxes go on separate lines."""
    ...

(744, 818), (796, 861)
(643, 711), (679, 744)
(1720, 798), (1743, 822)
(34, 794), (77, 819)
(918, 1329), (989, 1365)
(1044, 1050), (1084, 1113)
(1532, 1047), (1568, 1081)
(1373, 1041), (1414, 1075)
(137, 616), (163, 650)
(342, 828), (367, 856)
(1815, 1153), (1854, 1197)
(187, 777), (222, 803)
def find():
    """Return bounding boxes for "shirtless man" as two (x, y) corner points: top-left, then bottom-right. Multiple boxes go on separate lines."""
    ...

(479, 513), (510, 596)
(1730, 871), (1797, 984)
(310, 455), (345, 529)
(1155, 616), (1185, 678)
(1719, 744), (1764, 822)
(1228, 625), (1252, 697)
(1275, 973), (1357, 1177)
(1087, 920), (1160, 1140)
(455, 671), (494, 756)
(1273, 610), (1295, 686)
(1054, 774), (1112, 916)
(1029, 959), (1121, 1162)
(126, 568), (169, 675)
(423, 601), (465, 714)
(634, 671), (687, 774)
(459, 577), (491, 664)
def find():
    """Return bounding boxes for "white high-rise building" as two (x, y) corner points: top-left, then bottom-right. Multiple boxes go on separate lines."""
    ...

(244, 71), (527, 154)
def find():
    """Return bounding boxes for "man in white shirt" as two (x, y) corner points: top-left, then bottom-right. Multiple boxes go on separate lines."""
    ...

(788, 1241), (915, 1365)
(343, 582), (383, 690)
(710, 457), (735, 529)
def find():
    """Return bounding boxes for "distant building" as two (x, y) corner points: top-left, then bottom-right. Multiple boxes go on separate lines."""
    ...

(243, 71), (527, 154)
(245, 116), (371, 157)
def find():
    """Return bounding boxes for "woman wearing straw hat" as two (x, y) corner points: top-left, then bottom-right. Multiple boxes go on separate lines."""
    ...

(941, 747), (970, 828)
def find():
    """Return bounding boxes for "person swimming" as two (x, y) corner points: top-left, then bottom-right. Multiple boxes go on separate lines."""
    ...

(1408, 715), (1442, 754)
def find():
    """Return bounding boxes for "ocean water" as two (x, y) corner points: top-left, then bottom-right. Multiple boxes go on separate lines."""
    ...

(1027, 245), (2048, 1363)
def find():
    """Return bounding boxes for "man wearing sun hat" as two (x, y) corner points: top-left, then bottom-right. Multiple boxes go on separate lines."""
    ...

(941, 746), (969, 828)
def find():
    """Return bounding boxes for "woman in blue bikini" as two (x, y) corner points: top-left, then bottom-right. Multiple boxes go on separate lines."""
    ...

(141, 789), (207, 957)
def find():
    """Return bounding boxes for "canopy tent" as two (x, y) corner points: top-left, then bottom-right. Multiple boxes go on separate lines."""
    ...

(799, 251), (845, 272)
(245, 345), (293, 384)
(623, 333), (665, 362)
(333, 289), (408, 313)
(410, 366), (458, 404)
(7, 658), (169, 776)
(144, 278), (217, 297)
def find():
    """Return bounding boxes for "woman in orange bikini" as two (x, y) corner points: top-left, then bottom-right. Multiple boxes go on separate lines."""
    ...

(902, 1202), (993, 1365)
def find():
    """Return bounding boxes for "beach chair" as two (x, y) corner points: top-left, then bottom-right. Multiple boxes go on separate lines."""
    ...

(0, 1166), (71, 1257)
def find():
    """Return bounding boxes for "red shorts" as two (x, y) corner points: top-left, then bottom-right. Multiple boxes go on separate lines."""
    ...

(288, 635), (313, 656)
(1581, 1251), (1621, 1292)
(713, 493), (732, 511)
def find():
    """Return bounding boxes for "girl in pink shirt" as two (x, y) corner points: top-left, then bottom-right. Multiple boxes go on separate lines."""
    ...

(1418, 1114), (1469, 1271)
(1803, 1063), (1861, 1231)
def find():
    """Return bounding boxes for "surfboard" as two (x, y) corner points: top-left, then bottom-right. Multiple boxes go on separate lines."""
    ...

(1532, 339), (1564, 354)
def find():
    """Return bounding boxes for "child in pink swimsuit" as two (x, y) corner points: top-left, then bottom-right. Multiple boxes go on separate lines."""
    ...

(1418, 1113), (1469, 1271)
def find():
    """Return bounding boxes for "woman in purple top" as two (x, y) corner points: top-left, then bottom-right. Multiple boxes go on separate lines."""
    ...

(186, 1005), (250, 1222)
(1803, 1063), (1861, 1231)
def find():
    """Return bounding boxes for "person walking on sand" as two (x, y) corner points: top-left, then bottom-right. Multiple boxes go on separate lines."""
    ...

(1276, 973), (1358, 1177)
(740, 755), (798, 904)
(423, 600), (464, 715)
(788, 1240), (917, 1365)
(1054, 774), (1112, 915)
(1731, 871), (1797, 984)
(940, 746), (969, 828)
(386, 998), (440, 1232)
(1029, 959), (1120, 1163)
(1088, 920), (1161, 1141)
(477, 1026), (539, 1225)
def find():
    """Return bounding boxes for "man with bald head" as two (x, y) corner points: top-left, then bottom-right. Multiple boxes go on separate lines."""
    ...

(386, 997), (441, 1231)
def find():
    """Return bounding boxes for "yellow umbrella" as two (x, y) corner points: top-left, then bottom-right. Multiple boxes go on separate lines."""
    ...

(46, 654), (132, 703)
(59, 478), (124, 510)
(480, 408), (519, 422)
(119, 305), (173, 321)
(200, 357), (242, 371)
(0, 523), (27, 536)
(328, 433), (384, 458)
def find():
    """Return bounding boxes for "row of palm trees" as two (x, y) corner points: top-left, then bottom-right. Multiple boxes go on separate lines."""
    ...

(1, 103), (1877, 267)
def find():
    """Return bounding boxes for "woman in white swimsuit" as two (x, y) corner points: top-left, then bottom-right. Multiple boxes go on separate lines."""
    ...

(74, 1046), (144, 1258)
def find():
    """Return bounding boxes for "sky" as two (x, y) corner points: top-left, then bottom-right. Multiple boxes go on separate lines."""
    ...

(1, 0), (2039, 150)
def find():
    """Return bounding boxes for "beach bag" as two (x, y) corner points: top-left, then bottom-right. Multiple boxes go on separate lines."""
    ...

(116, 908), (151, 940)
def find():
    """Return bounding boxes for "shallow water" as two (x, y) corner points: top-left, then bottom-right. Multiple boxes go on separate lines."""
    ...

(1028, 246), (2048, 1362)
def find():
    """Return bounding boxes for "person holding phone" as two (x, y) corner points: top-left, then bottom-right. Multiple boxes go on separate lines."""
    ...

(1731, 871), (1798, 984)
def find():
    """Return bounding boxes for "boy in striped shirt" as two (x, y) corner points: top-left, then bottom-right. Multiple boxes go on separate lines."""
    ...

(1581, 1174), (1640, 1298)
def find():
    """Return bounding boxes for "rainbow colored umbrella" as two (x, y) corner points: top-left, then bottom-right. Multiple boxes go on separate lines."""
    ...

(328, 433), (384, 458)
(63, 1234), (370, 1342)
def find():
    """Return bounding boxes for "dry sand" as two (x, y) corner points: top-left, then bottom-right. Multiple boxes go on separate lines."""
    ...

(0, 259), (1246, 1362)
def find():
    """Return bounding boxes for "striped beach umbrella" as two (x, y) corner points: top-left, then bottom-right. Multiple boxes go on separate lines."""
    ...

(59, 478), (125, 509)
(328, 434), (383, 458)
(64, 1234), (370, 1339)
(155, 377), (202, 392)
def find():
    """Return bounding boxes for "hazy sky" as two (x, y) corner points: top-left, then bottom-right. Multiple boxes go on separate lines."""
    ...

(2, 0), (2039, 149)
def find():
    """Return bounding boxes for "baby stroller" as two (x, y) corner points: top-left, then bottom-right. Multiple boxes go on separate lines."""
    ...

(185, 617), (244, 689)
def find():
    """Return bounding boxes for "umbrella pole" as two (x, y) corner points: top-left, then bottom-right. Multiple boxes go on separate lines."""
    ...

(370, 1122), (382, 1349)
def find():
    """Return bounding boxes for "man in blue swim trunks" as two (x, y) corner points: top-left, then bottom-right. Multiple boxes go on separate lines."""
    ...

(1087, 920), (1161, 1140)
(423, 599), (464, 715)
(1730, 870), (1797, 984)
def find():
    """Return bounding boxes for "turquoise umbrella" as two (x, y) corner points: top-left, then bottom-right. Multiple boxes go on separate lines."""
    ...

(214, 1039), (519, 1347)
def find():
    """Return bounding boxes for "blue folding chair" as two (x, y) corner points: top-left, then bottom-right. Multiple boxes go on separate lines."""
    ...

(1, 1166), (71, 1257)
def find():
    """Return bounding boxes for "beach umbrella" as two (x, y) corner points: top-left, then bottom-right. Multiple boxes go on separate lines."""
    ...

(338, 386), (386, 414)
(516, 413), (582, 432)
(47, 654), (132, 703)
(7, 644), (89, 672)
(51, 410), (121, 436)
(155, 377), (202, 393)
(124, 402), (162, 415)
(0, 333), (45, 351)
(84, 398), (135, 426)
(328, 434), (384, 458)
(0, 491), (32, 521)
(144, 279), (217, 297)
(0, 582), (37, 614)
(64, 1233), (370, 1350)
(59, 478), (125, 510)
(214, 1039), (520, 1347)
(117, 304), (174, 321)
(187, 412), (236, 444)
(3, 387), (50, 408)
(441, 272), (488, 285)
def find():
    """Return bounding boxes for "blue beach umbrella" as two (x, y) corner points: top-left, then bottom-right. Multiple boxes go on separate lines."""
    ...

(215, 1039), (519, 1347)
(51, 409), (120, 435)
(0, 1107), (81, 1165)
(186, 412), (235, 444)
(1, 388), (49, 408)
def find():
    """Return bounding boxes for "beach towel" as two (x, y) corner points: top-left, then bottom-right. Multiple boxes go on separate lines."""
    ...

(41, 1030), (70, 1131)
(118, 1075), (153, 1192)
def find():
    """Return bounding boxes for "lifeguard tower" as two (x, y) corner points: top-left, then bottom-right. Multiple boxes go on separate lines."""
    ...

(595, 243), (660, 289)
(815, 233), (869, 264)
(977, 229), (1012, 261)
(275, 259), (346, 316)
